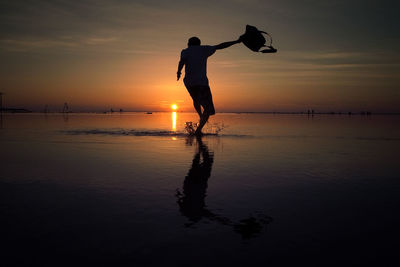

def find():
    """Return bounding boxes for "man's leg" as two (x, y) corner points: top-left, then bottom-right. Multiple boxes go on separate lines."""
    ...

(194, 85), (215, 135)
(193, 101), (202, 118)
(194, 112), (209, 135)
(187, 86), (202, 118)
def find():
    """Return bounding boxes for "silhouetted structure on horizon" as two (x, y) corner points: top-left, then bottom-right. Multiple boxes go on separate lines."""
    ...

(0, 92), (3, 129)
(0, 92), (3, 112)
(63, 103), (69, 113)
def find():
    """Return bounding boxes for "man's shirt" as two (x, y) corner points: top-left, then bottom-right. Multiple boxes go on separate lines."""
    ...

(180, 45), (216, 87)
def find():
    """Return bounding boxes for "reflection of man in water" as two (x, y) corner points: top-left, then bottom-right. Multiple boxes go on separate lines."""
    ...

(176, 136), (273, 236)
(176, 136), (214, 225)
(177, 37), (241, 135)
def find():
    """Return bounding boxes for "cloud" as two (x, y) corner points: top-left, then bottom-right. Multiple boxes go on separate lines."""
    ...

(0, 36), (117, 51)
(83, 37), (117, 45)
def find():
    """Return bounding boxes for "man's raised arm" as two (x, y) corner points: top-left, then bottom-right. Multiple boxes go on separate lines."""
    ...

(214, 39), (241, 50)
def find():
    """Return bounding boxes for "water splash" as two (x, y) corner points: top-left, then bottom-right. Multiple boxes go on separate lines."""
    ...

(207, 122), (227, 135)
(61, 128), (247, 138)
(62, 128), (218, 137)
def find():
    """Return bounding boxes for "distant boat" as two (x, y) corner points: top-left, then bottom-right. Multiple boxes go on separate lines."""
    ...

(146, 112), (152, 114)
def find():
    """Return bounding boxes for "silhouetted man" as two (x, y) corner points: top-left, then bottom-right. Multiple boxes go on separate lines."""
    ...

(177, 36), (241, 135)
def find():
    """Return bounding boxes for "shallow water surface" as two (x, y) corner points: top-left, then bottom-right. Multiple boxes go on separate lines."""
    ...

(1, 112), (399, 266)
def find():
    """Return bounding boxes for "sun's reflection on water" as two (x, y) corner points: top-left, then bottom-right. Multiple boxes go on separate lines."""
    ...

(172, 111), (177, 131)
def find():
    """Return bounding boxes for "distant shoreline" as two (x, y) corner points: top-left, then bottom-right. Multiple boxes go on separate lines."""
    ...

(0, 108), (32, 113)
(1, 109), (399, 115)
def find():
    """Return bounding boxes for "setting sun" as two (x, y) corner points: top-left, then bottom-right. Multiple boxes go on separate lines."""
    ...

(171, 104), (178, 110)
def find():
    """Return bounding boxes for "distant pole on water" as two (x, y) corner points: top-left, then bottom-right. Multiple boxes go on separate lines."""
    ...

(63, 102), (69, 113)
(0, 92), (3, 129)
(0, 92), (3, 112)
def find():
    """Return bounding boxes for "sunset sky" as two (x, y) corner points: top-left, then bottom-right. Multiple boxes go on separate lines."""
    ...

(1, 0), (399, 112)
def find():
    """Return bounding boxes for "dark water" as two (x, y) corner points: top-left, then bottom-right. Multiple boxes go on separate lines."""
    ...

(1, 113), (399, 266)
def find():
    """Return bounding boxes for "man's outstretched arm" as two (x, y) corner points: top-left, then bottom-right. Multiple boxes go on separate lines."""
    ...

(214, 39), (241, 50)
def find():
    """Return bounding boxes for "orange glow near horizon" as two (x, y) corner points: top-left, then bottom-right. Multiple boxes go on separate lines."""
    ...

(2, 49), (398, 113)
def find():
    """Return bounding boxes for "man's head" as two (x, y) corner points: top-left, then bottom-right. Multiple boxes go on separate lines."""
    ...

(188, 37), (201, 46)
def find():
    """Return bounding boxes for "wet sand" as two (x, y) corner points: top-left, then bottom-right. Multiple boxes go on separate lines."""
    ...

(1, 113), (399, 266)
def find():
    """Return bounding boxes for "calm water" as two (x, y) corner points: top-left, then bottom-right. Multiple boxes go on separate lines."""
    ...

(1, 112), (399, 266)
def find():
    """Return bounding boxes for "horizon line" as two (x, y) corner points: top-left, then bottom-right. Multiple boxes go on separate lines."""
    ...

(1, 108), (400, 115)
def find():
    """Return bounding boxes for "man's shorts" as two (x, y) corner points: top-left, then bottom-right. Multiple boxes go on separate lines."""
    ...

(186, 85), (215, 115)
